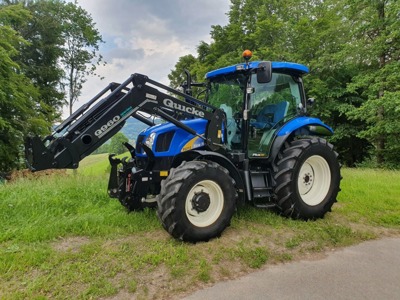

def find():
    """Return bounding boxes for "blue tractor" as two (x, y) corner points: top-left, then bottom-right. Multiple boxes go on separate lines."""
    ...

(26, 50), (341, 242)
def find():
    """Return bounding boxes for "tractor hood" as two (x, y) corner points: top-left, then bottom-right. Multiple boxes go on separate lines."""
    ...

(136, 118), (208, 157)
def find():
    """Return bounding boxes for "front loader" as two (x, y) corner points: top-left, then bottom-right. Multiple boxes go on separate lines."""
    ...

(25, 50), (341, 242)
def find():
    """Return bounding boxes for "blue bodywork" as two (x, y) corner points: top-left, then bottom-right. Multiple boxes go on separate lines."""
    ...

(136, 118), (207, 158)
(277, 117), (333, 136)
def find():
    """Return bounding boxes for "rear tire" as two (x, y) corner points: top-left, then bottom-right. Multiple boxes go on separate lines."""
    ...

(274, 138), (341, 219)
(157, 160), (237, 242)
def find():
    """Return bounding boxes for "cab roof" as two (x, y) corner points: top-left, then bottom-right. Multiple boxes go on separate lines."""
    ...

(205, 61), (309, 79)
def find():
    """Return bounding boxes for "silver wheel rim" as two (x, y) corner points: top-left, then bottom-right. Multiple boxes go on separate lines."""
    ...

(298, 155), (331, 206)
(185, 180), (224, 227)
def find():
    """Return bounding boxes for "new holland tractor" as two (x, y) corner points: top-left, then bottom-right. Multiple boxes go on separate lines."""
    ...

(25, 50), (341, 242)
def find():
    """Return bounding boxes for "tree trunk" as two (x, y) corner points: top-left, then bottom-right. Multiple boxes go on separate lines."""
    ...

(376, 1), (386, 166)
(69, 64), (75, 116)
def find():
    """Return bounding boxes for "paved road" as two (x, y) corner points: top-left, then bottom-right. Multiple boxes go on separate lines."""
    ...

(184, 237), (400, 300)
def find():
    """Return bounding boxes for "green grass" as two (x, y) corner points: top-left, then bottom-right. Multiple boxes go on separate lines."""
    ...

(0, 157), (399, 299)
(75, 153), (110, 176)
(336, 169), (400, 226)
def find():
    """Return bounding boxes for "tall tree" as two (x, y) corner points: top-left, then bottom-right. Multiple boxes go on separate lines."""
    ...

(0, 0), (106, 171)
(285, 0), (373, 167)
(1, 0), (66, 122)
(345, 0), (400, 167)
(60, 1), (104, 115)
(18, 0), (65, 121)
(0, 4), (47, 172)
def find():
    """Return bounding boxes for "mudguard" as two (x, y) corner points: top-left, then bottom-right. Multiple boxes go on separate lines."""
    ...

(268, 117), (334, 164)
(171, 150), (246, 205)
(276, 116), (333, 137)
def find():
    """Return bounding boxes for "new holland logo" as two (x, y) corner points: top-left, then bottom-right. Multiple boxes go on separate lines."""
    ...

(163, 98), (205, 117)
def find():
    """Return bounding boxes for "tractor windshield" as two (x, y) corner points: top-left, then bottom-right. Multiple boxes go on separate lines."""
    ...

(207, 73), (247, 110)
(207, 73), (248, 149)
(250, 72), (302, 120)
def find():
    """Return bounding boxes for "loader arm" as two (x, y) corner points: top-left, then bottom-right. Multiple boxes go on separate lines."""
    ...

(25, 73), (225, 171)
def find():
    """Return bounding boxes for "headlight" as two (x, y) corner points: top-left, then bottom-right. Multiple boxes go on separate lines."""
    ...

(144, 132), (156, 149)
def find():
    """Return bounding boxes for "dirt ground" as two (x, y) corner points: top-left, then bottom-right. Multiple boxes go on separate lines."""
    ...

(3, 169), (67, 183)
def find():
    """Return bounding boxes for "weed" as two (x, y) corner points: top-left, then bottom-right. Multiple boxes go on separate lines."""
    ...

(197, 259), (212, 282)
(128, 280), (138, 293)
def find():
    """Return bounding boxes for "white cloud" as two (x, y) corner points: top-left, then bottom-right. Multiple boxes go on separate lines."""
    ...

(66, 0), (230, 117)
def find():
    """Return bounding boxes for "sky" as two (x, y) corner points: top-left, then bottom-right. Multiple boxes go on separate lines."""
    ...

(69, 0), (231, 116)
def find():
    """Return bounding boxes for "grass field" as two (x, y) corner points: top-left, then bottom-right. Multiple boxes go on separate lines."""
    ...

(1, 155), (399, 299)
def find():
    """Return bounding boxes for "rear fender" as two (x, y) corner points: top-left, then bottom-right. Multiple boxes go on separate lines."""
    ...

(172, 150), (246, 205)
(268, 117), (334, 164)
(277, 117), (333, 137)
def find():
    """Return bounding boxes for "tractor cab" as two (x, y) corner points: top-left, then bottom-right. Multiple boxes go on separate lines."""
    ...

(206, 50), (309, 158)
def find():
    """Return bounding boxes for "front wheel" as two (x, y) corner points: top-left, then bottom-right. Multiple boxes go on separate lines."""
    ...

(274, 138), (341, 219)
(157, 160), (237, 242)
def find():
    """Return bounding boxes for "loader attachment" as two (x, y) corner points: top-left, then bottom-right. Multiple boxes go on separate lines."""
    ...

(25, 136), (80, 171)
(25, 73), (225, 172)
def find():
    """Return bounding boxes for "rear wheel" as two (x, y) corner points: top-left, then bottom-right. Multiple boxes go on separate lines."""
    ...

(157, 160), (237, 242)
(274, 138), (341, 219)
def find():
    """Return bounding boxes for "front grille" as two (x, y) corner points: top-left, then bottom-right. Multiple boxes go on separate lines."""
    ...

(155, 131), (175, 152)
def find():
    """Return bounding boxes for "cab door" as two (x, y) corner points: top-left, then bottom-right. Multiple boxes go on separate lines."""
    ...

(248, 72), (304, 157)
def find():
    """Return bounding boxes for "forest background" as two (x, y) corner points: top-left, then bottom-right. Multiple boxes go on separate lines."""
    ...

(1, 0), (399, 174)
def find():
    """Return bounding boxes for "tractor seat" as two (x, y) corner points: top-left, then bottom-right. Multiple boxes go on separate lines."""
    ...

(251, 101), (289, 129)
(220, 104), (238, 145)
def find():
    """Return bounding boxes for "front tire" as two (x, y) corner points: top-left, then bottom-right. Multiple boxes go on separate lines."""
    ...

(274, 138), (341, 219)
(157, 160), (237, 242)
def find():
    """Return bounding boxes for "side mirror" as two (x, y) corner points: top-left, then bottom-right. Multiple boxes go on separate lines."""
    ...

(257, 61), (272, 83)
(307, 98), (315, 106)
